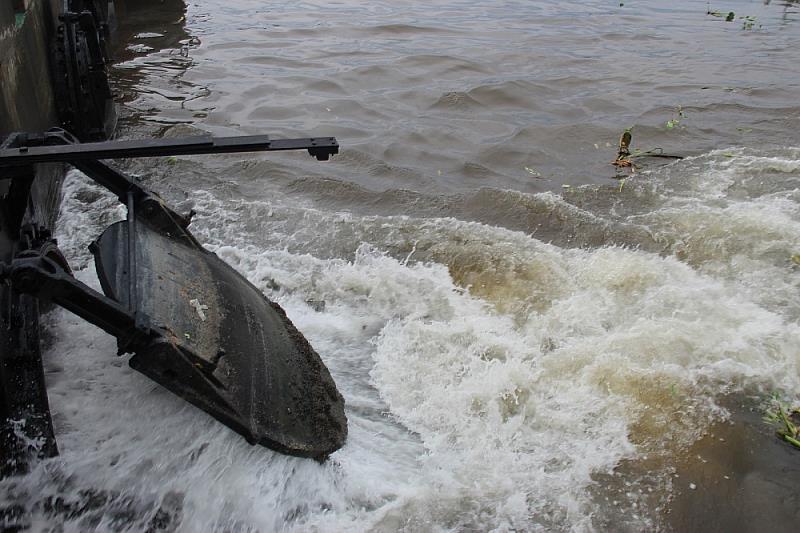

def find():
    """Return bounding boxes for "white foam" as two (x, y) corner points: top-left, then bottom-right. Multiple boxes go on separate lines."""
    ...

(4, 148), (800, 530)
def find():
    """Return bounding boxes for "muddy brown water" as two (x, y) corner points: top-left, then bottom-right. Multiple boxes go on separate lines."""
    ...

(2, 0), (800, 531)
(113, 0), (800, 195)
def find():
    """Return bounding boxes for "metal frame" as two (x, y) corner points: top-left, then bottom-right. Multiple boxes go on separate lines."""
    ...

(0, 128), (346, 462)
(0, 127), (340, 340)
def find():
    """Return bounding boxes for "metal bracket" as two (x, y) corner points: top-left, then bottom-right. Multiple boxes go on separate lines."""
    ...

(0, 254), (152, 354)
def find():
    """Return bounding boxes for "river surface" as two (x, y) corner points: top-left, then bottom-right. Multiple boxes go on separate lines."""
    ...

(4, 0), (800, 531)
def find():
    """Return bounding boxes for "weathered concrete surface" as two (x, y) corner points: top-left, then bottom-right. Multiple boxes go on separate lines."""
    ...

(0, 0), (60, 140)
(0, 3), (15, 31)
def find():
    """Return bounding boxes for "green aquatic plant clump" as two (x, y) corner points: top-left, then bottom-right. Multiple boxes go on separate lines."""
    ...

(763, 397), (800, 450)
(666, 106), (685, 129)
(706, 5), (760, 30)
(707, 9), (735, 21)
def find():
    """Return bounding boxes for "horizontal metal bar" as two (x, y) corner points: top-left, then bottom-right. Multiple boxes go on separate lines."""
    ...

(0, 135), (338, 165)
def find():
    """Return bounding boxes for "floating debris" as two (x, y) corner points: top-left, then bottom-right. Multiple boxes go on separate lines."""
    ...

(524, 166), (542, 178)
(666, 106), (685, 130)
(707, 10), (735, 21)
(707, 9), (760, 29)
(610, 126), (684, 178)
(764, 398), (800, 450)
(611, 129), (636, 174)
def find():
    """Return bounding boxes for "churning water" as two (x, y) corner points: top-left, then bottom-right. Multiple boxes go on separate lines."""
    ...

(3, 0), (800, 531)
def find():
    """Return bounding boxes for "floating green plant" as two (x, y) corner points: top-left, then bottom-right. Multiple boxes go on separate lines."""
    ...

(740, 15), (758, 30)
(763, 397), (800, 450)
(707, 6), (760, 29)
(707, 9), (735, 21)
(611, 128), (636, 174)
(666, 106), (685, 130)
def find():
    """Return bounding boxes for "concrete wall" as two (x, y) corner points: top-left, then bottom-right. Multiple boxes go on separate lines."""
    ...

(0, 0), (59, 138)
(0, 3), (15, 31)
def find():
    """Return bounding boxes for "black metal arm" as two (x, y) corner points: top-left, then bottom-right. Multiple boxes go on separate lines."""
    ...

(0, 128), (339, 236)
(0, 129), (339, 165)
(0, 256), (151, 354)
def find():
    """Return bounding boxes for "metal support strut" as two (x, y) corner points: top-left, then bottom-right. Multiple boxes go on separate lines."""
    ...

(0, 256), (148, 353)
(0, 127), (347, 460)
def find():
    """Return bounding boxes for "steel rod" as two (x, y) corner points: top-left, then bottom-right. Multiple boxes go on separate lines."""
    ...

(0, 135), (338, 165)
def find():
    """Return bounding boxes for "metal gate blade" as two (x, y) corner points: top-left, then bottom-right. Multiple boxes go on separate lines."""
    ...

(91, 219), (347, 460)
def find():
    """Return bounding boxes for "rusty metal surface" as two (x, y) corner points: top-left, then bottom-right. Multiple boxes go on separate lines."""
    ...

(92, 219), (347, 459)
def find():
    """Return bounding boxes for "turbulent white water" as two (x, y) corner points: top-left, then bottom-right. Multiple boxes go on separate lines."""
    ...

(2, 147), (798, 531)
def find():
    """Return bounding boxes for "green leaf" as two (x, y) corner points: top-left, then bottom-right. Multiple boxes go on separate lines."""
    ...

(783, 434), (800, 449)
